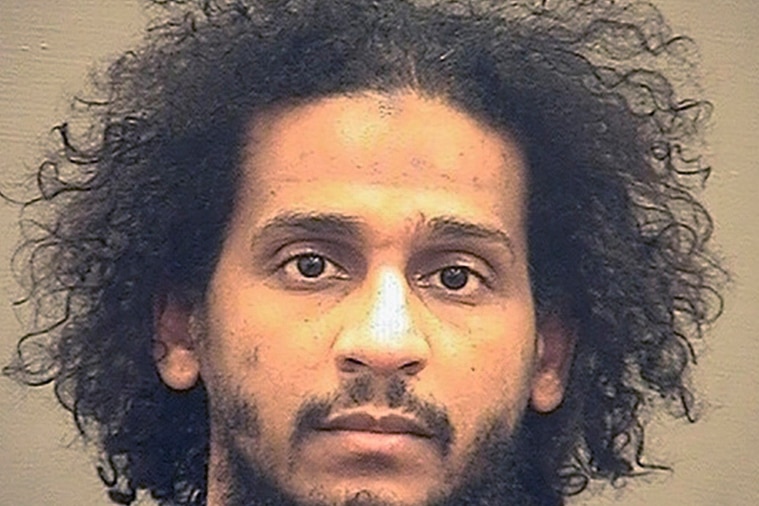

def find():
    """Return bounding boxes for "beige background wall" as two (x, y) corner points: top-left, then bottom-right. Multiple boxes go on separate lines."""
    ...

(1, 1), (757, 505)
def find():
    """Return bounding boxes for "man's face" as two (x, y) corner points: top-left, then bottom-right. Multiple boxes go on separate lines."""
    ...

(157, 92), (570, 505)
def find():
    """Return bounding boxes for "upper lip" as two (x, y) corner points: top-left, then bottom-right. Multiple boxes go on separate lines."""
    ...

(320, 411), (433, 438)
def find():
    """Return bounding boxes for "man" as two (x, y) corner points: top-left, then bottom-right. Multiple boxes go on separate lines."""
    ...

(4, 0), (723, 505)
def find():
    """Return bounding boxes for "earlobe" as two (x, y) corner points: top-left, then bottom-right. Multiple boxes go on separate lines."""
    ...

(154, 294), (201, 390)
(530, 315), (576, 413)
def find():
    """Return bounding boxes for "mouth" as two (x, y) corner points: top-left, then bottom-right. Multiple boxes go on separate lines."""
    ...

(319, 411), (434, 439)
(293, 406), (450, 473)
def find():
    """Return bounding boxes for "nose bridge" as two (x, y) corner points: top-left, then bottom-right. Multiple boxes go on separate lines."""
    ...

(335, 266), (428, 376)
(369, 266), (410, 342)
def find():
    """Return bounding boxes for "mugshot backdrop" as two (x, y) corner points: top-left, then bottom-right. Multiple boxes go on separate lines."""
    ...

(0, 1), (757, 505)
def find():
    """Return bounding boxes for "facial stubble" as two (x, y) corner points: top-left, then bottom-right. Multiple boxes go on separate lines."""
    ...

(210, 375), (546, 506)
(191, 301), (551, 506)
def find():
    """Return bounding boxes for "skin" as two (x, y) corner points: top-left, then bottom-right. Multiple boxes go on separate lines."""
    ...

(155, 91), (573, 505)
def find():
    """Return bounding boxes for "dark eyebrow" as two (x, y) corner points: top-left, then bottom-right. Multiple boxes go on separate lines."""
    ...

(424, 216), (515, 255)
(253, 212), (364, 244)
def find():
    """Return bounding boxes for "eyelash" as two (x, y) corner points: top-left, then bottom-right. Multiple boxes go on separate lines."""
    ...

(276, 250), (492, 301)
(277, 252), (349, 286)
(416, 265), (490, 298)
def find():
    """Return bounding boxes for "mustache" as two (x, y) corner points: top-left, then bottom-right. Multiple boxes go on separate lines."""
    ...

(291, 373), (455, 456)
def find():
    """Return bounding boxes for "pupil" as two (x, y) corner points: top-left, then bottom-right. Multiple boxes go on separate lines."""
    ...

(297, 255), (325, 278)
(440, 267), (468, 290)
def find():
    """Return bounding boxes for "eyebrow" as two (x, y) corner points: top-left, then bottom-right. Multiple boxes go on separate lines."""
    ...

(424, 216), (515, 255)
(252, 212), (514, 255)
(253, 212), (364, 244)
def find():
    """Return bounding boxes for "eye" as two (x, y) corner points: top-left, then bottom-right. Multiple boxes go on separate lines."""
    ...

(295, 254), (326, 278)
(278, 252), (348, 286)
(417, 263), (490, 301)
(438, 266), (470, 290)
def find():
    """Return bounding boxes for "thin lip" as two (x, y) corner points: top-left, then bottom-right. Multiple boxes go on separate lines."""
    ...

(319, 411), (434, 438)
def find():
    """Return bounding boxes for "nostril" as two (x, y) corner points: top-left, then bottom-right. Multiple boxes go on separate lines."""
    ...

(339, 357), (367, 373)
(400, 360), (424, 376)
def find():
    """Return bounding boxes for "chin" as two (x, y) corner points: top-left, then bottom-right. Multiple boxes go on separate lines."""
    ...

(287, 478), (446, 506)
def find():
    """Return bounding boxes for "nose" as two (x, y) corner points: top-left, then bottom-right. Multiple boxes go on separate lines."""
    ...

(334, 267), (429, 377)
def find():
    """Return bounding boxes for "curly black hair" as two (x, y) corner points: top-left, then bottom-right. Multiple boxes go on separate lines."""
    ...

(4, 0), (723, 504)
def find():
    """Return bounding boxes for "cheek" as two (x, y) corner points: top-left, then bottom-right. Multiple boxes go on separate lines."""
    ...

(206, 267), (324, 360)
(201, 290), (332, 469)
(429, 301), (537, 437)
(202, 280), (334, 412)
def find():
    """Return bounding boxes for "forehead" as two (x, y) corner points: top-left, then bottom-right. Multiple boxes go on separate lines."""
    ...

(238, 92), (526, 238)
(247, 93), (521, 181)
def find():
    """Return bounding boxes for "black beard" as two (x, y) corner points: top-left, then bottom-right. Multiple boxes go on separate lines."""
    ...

(212, 375), (562, 506)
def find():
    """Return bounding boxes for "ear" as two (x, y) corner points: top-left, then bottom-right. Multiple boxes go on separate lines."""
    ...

(153, 293), (201, 390)
(529, 314), (576, 413)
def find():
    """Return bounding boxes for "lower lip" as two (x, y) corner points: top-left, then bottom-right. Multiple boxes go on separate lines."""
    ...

(297, 430), (442, 479)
